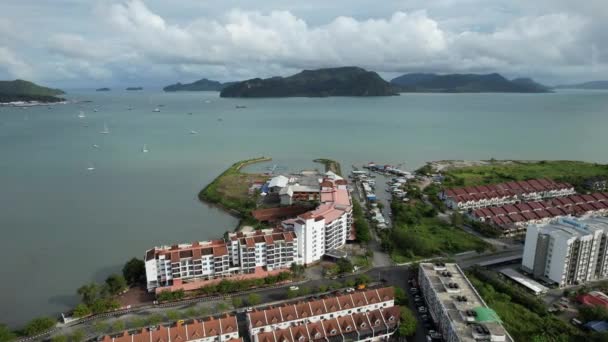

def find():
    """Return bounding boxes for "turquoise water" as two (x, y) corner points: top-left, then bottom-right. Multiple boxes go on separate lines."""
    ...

(1, 89), (607, 326)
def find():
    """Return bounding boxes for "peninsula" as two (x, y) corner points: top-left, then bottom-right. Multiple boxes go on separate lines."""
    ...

(220, 66), (398, 97)
(0, 79), (65, 103)
(96, 87), (111, 91)
(390, 73), (550, 93)
(126, 87), (143, 91)
(554, 80), (608, 89)
(163, 78), (233, 92)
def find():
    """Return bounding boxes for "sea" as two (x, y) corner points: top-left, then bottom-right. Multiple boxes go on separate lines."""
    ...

(1, 89), (607, 327)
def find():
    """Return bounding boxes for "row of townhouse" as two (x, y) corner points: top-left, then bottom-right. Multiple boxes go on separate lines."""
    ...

(99, 314), (240, 342)
(282, 178), (353, 264)
(441, 179), (575, 211)
(246, 287), (398, 342)
(145, 229), (298, 292)
(471, 192), (608, 237)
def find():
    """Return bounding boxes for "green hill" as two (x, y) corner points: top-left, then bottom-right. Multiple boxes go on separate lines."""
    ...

(220, 67), (398, 97)
(390, 73), (550, 93)
(163, 78), (233, 92)
(0, 79), (65, 103)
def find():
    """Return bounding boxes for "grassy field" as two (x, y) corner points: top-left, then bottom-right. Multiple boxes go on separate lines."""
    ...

(313, 158), (342, 176)
(442, 160), (608, 188)
(198, 157), (270, 225)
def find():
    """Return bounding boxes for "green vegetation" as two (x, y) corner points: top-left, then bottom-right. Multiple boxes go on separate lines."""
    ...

(23, 317), (56, 336)
(290, 263), (306, 278)
(157, 289), (186, 302)
(232, 297), (243, 308)
(390, 73), (549, 93)
(467, 271), (581, 341)
(0, 79), (65, 103)
(105, 274), (128, 295)
(352, 199), (371, 243)
(163, 78), (228, 92)
(193, 271), (293, 297)
(122, 258), (146, 286)
(422, 183), (447, 212)
(165, 310), (181, 321)
(442, 160), (608, 190)
(313, 158), (342, 176)
(393, 287), (408, 306)
(383, 201), (489, 263)
(397, 307), (417, 337)
(72, 303), (92, 318)
(336, 258), (354, 274)
(579, 305), (608, 322)
(75, 277), (122, 315)
(247, 293), (262, 306)
(51, 335), (68, 342)
(198, 157), (271, 227)
(0, 323), (16, 342)
(220, 67), (398, 98)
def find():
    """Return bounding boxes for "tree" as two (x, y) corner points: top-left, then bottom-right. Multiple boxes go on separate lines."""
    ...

(24, 317), (56, 336)
(166, 310), (180, 321)
(290, 263), (305, 278)
(232, 297), (243, 308)
(450, 212), (464, 227)
(247, 293), (262, 306)
(0, 324), (16, 342)
(72, 303), (91, 318)
(286, 289), (298, 299)
(77, 283), (99, 306)
(122, 258), (146, 286)
(146, 314), (163, 326)
(216, 302), (229, 312)
(336, 258), (353, 274)
(355, 274), (371, 285)
(394, 287), (407, 305)
(105, 274), (128, 295)
(51, 335), (67, 342)
(111, 320), (125, 333)
(398, 307), (417, 337)
(70, 330), (85, 342)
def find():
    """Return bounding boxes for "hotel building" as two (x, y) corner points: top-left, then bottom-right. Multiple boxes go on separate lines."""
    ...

(522, 217), (608, 287)
(246, 287), (398, 342)
(418, 263), (513, 342)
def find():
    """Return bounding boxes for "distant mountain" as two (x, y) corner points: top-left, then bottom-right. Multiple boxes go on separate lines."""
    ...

(126, 87), (143, 91)
(220, 67), (398, 98)
(554, 81), (608, 89)
(0, 79), (65, 103)
(163, 78), (234, 92)
(96, 87), (111, 91)
(390, 73), (550, 93)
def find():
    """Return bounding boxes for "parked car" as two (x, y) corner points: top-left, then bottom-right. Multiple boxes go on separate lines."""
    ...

(289, 286), (300, 291)
(346, 288), (355, 293)
(409, 287), (418, 293)
(418, 306), (427, 313)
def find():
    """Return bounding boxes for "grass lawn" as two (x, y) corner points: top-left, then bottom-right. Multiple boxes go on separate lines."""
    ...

(443, 160), (608, 188)
(199, 157), (270, 219)
(389, 217), (490, 262)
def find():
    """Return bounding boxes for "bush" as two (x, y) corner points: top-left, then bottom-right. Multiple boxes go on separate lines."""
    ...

(398, 307), (417, 336)
(232, 297), (243, 308)
(157, 289), (185, 302)
(394, 287), (408, 305)
(24, 317), (56, 336)
(72, 303), (91, 318)
(0, 324), (16, 342)
(105, 274), (128, 295)
(247, 293), (262, 306)
(122, 258), (146, 286)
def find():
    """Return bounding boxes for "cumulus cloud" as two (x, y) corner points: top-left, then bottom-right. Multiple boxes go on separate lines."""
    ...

(0, 47), (33, 79)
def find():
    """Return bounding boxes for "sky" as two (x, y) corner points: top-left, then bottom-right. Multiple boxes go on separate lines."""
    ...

(0, 0), (606, 88)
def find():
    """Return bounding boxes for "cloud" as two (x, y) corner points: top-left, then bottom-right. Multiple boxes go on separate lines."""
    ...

(0, 47), (33, 79)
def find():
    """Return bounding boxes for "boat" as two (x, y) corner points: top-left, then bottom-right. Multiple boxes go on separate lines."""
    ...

(92, 144), (99, 149)
(235, 105), (247, 109)
(93, 108), (99, 112)
(217, 117), (223, 122)
(78, 111), (86, 118)
(153, 107), (160, 112)
(100, 123), (110, 134)
(187, 112), (193, 115)
(142, 144), (149, 153)
(189, 130), (198, 135)
(204, 100), (211, 103)
(87, 163), (95, 171)
(127, 106), (133, 111)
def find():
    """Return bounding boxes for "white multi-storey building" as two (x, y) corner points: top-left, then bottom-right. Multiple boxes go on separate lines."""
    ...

(282, 178), (353, 264)
(418, 263), (513, 342)
(522, 217), (608, 286)
(145, 229), (298, 292)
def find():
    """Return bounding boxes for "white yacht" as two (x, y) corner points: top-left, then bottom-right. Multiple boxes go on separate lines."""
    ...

(87, 163), (95, 171)
(189, 130), (198, 135)
(78, 111), (86, 118)
(100, 123), (110, 134)
(153, 107), (160, 112)
(92, 144), (100, 149)
(142, 144), (149, 153)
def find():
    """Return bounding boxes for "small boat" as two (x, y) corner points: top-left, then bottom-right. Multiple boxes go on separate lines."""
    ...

(100, 123), (110, 134)
(189, 130), (198, 135)
(142, 144), (149, 153)
(127, 106), (133, 111)
(92, 144), (100, 149)
(87, 163), (95, 171)
(153, 108), (160, 112)
(235, 105), (247, 109)
(158, 104), (165, 107)
(187, 112), (193, 115)
(217, 118), (223, 122)
(204, 100), (211, 104)
(78, 111), (86, 118)
(93, 108), (99, 112)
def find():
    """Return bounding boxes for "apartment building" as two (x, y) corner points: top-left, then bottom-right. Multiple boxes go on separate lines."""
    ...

(441, 179), (575, 211)
(522, 217), (608, 286)
(418, 263), (513, 342)
(246, 287), (397, 342)
(145, 229), (298, 292)
(282, 178), (353, 264)
(99, 315), (240, 342)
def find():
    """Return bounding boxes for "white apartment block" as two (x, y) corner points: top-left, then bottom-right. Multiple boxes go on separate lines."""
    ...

(246, 287), (396, 341)
(282, 178), (353, 264)
(144, 229), (298, 292)
(418, 263), (513, 342)
(100, 315), (240, 342)
(522, 217), (608, 287)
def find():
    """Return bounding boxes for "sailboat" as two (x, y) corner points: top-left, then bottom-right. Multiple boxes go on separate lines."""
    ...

(142, 144), (149, 153)
(78, 111), (86, 118)
(153, 107), (160, 112)
(87, 163), (95, 171)
(189, 130), (198, 135)
(100, 123), (110, 134)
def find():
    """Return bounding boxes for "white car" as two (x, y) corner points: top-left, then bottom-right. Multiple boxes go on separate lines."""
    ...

(289, 286), (300, 291)
(346, 288), (355, 293)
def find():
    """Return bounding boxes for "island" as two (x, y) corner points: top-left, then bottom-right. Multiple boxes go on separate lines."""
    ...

(554, 80), (608, 90)
(163, 78), (234, 92)
(0, 79), (65, 103)
(390, 73), (550, 93)
(125, 87), (143, 91)
(220, 66), (398, 97)
(96, 87), (111, 91)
